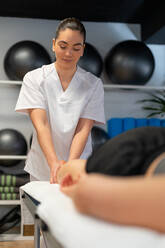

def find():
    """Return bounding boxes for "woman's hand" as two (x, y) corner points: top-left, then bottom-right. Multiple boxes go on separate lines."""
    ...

(56, 159), (86, 184)
(50, 160), (66, 184)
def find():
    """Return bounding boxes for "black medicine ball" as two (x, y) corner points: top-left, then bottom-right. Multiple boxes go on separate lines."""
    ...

(0, 129), (27, 166)
(91, 126), (109, 151)
(105, 40), (155, 85)
(78, 43), (103, 77)
(4, 40), (52, 80)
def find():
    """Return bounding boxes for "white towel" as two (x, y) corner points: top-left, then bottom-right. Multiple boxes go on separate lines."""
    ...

(21, 182), (165, 248)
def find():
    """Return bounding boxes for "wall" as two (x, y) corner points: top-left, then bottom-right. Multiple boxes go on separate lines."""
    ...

(0, 16), (164, 142)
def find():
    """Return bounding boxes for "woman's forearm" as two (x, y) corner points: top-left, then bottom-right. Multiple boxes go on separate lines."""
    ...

(35, 124), (59, 168)
(74, 174), (165, 233)
(68, 118), (94, 160)
(29, 109), (59, 169)
(69, 129), (90, 160)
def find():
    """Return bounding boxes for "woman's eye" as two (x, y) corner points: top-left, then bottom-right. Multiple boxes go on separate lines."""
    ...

(60, 46), (66, 49)
(73, 48), (81, 51)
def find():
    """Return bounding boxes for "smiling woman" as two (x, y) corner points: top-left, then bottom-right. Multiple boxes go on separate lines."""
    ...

(15, 17), (105, 248)
(15, 16), (105, 183)
(52, 28), (85, 75)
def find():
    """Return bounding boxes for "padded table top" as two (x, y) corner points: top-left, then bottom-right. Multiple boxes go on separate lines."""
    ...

(21, 181), (165, 248)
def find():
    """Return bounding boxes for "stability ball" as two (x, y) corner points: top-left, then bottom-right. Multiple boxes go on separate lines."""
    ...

(0, 206), (21, 233)
(105, 40), (155, 85)
(0, 129), (28, 166)
(78, 43), (103, 76)
(91, 126), (109, 151)
(4, 40), (52, 80)
(29, 134), (33, 148)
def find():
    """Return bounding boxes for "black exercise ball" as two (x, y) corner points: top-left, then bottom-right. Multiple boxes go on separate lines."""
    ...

(29, 134), (33, 148)
(4, 40), (52, 80)
(0, 206), (21, 233)
(0, 129), (28, 166)
(78, 43), (103, 77)
(105, 40), (155, 85)
(91, 126), (109, 151)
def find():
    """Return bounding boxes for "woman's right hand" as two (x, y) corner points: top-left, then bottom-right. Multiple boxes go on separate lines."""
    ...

(50, 160), (66, 184)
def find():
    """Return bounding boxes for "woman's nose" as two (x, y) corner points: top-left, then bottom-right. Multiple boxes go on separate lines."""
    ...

(65, 49), (72, 56)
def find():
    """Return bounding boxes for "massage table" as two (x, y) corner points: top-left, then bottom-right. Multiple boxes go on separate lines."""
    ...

(20, 181), (165, 248)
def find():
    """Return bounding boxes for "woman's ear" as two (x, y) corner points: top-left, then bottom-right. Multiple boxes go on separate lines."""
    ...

(52, 38), (56, 52)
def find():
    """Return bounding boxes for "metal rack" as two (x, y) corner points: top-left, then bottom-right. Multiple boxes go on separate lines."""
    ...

(0, 155), (27, 160)
(0, 155), (28, 240)
(103, 84), (165, 91)
(0, 80), (22, 86)
(0, 79), (165, 91)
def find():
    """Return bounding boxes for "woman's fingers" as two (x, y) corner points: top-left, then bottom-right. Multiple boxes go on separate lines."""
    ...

(50, 164), (62, 184)
(53, 165), (62, 183)
(59, 160), (66, 165)
(50, 174), (54, 184)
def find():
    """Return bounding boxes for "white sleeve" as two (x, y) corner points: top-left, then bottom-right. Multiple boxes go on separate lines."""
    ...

(80, 79), (105, 125)
(15, 72), (46, 114)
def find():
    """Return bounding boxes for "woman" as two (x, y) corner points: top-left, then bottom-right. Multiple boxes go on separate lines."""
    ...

(15, 17), (105, 183)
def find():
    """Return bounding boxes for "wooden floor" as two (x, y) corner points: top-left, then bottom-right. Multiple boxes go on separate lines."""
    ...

(0, 240), (34, 248)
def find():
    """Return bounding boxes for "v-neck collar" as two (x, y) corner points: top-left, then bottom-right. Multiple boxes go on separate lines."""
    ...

(53, 63), (79, 96)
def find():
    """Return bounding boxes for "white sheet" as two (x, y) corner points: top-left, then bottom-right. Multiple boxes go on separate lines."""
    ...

(21, 182), (165, 248)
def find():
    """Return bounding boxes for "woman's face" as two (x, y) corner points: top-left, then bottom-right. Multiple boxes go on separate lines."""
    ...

(53, 28), (85, 69)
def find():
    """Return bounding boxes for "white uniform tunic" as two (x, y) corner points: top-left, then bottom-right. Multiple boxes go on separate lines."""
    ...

(15, 63), (105, 180)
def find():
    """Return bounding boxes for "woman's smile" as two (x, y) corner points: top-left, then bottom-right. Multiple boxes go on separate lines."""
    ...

(62, 58), (73, 62)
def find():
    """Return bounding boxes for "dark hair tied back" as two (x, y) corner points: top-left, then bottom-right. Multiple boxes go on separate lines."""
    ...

(55, 17), (86, 43)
